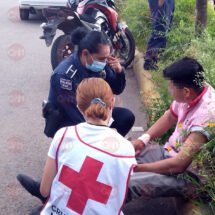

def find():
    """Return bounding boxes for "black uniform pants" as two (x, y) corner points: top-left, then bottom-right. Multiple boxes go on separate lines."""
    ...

(111, 107), (135, 137)
(45, 106), (135, 138)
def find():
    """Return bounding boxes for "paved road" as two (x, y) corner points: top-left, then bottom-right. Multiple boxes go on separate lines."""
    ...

(0, 1), (147, 214)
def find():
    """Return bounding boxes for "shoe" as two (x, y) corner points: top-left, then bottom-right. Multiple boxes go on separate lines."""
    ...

(143, 59), (158, 71)
(17, 174), (47, 203)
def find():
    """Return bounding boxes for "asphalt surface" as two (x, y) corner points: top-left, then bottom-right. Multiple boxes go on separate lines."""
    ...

(0, 1), (147, 214)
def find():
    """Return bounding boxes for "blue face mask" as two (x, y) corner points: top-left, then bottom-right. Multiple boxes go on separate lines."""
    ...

(86, 53), (107, 72)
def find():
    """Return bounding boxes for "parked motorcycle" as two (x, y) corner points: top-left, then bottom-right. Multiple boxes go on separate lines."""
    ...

(40, 0), (135, 70)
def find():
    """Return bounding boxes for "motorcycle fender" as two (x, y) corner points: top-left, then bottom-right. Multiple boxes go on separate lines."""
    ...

(117, 22), (128, 32)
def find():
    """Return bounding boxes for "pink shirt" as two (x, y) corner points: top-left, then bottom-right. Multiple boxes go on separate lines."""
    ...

(164, 84), (215, 157)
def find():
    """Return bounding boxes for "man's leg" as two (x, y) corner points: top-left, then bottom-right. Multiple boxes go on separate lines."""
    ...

(144, 0), (175, 70)
(136, 144), (166, 163)
(111, 107), (135, 137)
(127, 144), (192, 202)
(127, 172), (188, 202)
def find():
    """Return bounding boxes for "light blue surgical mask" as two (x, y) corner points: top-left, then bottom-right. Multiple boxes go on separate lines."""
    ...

(86, 53), (107, 72)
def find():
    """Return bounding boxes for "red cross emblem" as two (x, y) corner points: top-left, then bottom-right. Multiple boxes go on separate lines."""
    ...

(59, 156), (112, 214)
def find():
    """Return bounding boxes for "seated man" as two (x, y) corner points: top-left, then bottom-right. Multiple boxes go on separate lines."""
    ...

(128, 57), (215, 201)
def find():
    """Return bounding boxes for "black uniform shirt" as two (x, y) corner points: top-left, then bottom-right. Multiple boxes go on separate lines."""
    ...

(48, 52), (126, 125)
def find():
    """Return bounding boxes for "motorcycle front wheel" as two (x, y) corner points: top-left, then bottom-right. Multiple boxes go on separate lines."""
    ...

(112, 27), (135, 69)
(51, 34), (74, 70)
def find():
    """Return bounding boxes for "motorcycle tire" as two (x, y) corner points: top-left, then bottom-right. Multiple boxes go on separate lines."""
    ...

(113, 27), (135, 69)
(51, 34), (74, 70)
(19, 8), (30, 20)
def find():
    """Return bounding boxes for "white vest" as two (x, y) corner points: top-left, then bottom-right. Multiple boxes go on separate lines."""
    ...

(41, 123), (136, 215)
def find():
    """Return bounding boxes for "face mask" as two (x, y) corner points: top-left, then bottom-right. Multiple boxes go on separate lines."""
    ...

(86, 53), (107, 72)
(86, 60), (106, 72)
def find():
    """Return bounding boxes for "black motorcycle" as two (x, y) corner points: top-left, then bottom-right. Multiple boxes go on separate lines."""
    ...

(40, 0), (135, 70)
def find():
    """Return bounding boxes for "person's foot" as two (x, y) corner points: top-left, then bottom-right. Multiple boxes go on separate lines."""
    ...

(17, 174), (47, 203)
(143, 60), (158, 71)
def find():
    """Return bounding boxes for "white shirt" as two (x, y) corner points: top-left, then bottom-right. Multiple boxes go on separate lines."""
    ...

(41, 122), (136, 215)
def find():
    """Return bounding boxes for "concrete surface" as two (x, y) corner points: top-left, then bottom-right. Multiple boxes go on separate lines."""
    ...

(132, 50), (159, 107)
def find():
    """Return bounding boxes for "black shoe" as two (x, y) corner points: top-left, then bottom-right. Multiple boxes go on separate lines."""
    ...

(143, 60), (158, 71)
(17, 174), (47, 203)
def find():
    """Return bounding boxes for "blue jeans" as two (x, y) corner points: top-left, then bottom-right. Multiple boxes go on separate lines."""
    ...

(144, 0), (175, 65)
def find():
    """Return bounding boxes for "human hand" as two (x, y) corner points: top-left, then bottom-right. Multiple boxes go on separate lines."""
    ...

(107, 56), (122, 73)
(133, 164), (142, 172)
(132, 139), (145, 156)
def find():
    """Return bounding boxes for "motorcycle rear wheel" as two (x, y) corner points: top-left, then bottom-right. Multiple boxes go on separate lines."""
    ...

(51, 35), (74, 70)
(112, 27), (135, 68)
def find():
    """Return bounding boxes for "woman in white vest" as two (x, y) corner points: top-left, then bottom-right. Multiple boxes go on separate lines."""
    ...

(37, 78), (136, 215)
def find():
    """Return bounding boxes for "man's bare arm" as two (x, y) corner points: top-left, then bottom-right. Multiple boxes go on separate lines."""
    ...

(40, 157), (57, 197)
(134, 132), (207, 174)
(133, 110), (177, 153)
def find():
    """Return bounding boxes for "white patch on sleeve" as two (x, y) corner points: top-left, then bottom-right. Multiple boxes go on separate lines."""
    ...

(60, 78), (72, 90)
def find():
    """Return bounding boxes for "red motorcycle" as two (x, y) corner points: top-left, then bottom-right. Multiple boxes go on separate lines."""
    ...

(40, 0), (135, 69)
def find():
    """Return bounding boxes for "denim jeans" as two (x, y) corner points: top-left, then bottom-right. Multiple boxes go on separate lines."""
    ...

(144, 0), (175, 65)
